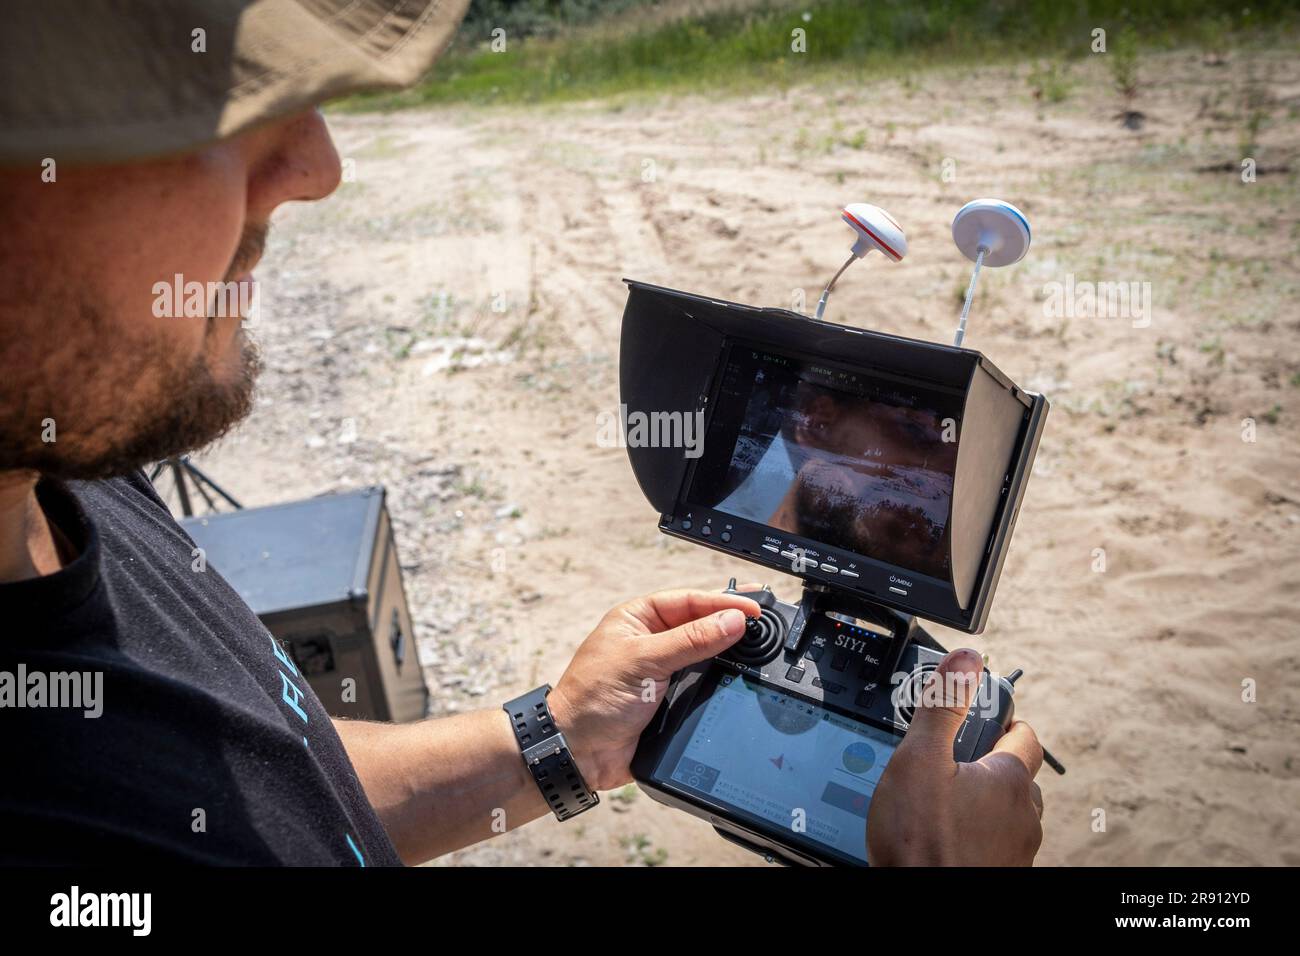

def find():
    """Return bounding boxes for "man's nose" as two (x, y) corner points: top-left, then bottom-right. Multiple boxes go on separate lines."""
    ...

(251, 108), (342, 212)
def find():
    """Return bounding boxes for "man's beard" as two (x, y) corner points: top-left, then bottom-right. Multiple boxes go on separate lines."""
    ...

(1, 221), (269, 482)
(63, 334), (262, 482)
(0, 306), (263, 482)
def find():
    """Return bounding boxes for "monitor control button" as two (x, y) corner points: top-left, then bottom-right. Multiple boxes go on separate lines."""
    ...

(779, 550), (797, 560)
(819, 563), (838, 573)
(701, 525), (712, 537)
(888, 585), (907, 595)
(681, 519), (692, 530)
(785, 665), (806, 683)
(855, 689), (875, 709)
(762, 544), (780, 553)
(839, 569), (859, 579)
(720, 531), (732, 543)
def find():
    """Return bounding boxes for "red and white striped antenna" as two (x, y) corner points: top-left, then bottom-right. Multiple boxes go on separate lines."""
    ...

(813, 202), (908, 321)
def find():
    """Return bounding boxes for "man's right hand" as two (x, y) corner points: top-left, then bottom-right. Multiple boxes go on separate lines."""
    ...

(867, 647), (1045, 866)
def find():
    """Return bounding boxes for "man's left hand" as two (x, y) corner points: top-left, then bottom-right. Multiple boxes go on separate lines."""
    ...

(547, 588), (761, 792)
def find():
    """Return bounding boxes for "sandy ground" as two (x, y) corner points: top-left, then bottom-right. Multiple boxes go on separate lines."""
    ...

(189, 47), (1300, 866)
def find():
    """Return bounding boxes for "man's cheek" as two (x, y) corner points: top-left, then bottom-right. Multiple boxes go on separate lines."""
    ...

(100, 237), (237, 355)
(132, 281), (211, 353)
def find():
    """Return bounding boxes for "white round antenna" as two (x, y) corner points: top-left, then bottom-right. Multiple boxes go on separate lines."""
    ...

(814, 203), (907, 321)
(950, 199), (1031, 347)
(842, 203), (908, 261)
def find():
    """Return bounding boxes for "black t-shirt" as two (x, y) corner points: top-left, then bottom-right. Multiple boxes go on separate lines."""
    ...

(0, 472), (403, 865)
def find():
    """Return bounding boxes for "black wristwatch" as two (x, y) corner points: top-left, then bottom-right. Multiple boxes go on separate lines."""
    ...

(502, 684), (599, 822)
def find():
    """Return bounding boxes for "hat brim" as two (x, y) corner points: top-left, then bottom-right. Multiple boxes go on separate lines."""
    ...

(0, 0), (471, 166)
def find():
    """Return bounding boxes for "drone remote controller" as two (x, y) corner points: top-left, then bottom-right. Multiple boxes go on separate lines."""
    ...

(630, 578), (1023, 866)
(618, 197), (1057, 866)
(720, 581), (1019, 764)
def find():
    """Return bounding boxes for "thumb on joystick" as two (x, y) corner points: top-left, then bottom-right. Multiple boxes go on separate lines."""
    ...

(900, 647), (983, 760)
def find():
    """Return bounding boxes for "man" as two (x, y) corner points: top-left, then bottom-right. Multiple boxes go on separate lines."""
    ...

(0, 0), (1044, 866)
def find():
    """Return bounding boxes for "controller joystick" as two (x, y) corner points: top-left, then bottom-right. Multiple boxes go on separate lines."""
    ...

(720, 578), (786, 665)
(727, 610), (784, 665)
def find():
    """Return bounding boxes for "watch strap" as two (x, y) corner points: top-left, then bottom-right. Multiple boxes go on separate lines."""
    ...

(503, 684), (598, 822)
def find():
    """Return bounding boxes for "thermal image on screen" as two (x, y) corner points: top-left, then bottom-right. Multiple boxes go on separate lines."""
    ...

(690, 349), (960, 579)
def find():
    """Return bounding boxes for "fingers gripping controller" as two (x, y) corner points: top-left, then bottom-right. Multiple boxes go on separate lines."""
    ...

(895, 648), (1016, 764)
(715, 579), (1062, 771)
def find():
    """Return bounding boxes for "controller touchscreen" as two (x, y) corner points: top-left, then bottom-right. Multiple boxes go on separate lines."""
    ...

(657, 673), (899, 864)
(688, 349), (962, 579)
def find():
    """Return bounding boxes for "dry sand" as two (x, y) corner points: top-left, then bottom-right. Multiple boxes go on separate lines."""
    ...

(193, 47), (1300, 865)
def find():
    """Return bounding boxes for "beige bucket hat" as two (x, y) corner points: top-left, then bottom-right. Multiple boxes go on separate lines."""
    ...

(0, 0), (470, 165)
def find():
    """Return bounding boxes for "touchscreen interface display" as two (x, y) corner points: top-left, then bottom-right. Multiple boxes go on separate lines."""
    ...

(656, 673), (900, 863)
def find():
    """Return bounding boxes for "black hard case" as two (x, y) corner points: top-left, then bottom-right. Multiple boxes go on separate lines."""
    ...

(181, 486), (427, 722)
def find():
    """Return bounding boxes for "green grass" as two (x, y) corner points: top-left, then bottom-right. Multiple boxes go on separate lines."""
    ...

(342, 0), (1297, 110)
